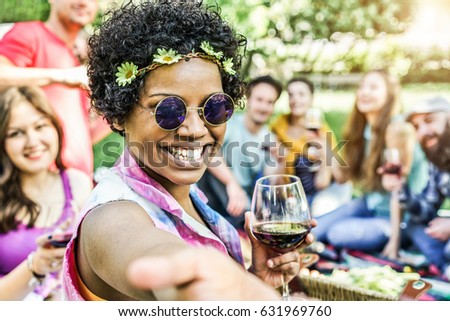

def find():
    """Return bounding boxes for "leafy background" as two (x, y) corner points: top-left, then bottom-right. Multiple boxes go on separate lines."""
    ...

(1, 0), (449, 170)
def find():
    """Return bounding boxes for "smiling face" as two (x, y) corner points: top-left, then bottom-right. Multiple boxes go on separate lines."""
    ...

(287, 81), (313, 117)
(4, 101), (59, 174)
(410, 111), (450, 171)
(52, 0), (98, 28)
(121, 58), (226, 188)
(410, 111), (449, 153)
(246, 83), (279, 125)
(356, 71), (388, 117)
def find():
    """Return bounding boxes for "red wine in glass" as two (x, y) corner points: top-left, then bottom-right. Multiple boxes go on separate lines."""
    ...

(250, 174), (312, 300)
(383, 148), (402, 176)
(305, 126), (320, 136)
(304, 108), (322, 134)
(383, 163), (402, 176)
(252, 221), (311, 253)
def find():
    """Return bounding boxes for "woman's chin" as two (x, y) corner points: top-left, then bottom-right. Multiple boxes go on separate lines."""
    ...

(167, 174), (204, 187)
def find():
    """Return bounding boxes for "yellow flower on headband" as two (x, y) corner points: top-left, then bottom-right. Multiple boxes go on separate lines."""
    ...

(115, 62), (138, 87)
(222, 58), (236, 75)
(153, 48), (183, 65)
(200, 41), (224, 60)
(115, 42), (236, 86)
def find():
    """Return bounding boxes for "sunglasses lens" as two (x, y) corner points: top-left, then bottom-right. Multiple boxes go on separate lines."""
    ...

(155, 97), (186, 130)
(203, 93), (234, 125)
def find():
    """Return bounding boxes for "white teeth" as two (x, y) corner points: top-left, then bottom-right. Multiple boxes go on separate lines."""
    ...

(194, 148), (201, 159)
(25, 150), (43, 158)
(166, 147), (204, 161)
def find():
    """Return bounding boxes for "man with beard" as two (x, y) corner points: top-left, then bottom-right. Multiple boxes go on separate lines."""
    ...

(384, 96), (450, 280)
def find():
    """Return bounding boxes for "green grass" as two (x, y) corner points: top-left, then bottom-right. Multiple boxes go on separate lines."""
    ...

(93, 132), (124, 171)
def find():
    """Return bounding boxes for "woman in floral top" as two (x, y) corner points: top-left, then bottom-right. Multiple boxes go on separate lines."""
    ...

(63, 0), (313, 301)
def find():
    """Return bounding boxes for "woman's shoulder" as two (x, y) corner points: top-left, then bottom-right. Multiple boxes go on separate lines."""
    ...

(64, 168), (93, 207)
(85, 200), (149, 226)
(269, 113), (289, 132)
(65, 168), (93, 188)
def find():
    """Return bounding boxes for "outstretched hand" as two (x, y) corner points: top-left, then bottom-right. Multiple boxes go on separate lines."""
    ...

(127, 247), (280, 300)
(245, 212), (316, 289)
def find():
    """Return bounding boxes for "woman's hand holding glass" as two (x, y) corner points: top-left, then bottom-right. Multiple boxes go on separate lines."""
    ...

(32, 216), (74, 276)
(245, 213), (315, 288)
(32, 233), (67, 276)
(247, 175), (315, 300)
(379, 148), (405, 192)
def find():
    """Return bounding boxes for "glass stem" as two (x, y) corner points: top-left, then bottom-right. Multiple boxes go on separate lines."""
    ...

(281, 272), (290, 301)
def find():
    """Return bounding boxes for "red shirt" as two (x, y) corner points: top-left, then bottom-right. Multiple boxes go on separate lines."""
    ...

(0, 21), (93, 177)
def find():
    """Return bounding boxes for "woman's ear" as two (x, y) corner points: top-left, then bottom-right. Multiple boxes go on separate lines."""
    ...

(112, 121), (124, 132)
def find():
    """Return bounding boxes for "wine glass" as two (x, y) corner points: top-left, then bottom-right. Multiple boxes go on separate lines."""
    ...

(304, 108), (323, 172)
(304, 108), (323, 133)
(250, 174), (312, 300)
(383, 148), (402, 176)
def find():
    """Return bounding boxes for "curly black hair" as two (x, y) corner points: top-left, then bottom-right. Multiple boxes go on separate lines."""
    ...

(88, 0), (247, 134)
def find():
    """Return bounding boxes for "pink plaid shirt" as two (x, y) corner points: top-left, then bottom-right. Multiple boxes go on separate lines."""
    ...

(63, 149), (243, 300)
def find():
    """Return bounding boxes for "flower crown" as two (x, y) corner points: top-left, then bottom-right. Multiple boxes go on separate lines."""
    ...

(115, 41), (236, 87)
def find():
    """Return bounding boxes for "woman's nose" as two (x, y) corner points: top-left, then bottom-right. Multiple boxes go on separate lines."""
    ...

(25, 129), (41, 147)
(176, 107), (208, 138)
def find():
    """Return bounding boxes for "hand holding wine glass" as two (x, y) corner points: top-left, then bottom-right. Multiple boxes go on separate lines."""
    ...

(304, 108), (323, 134)
(382, 148), (403, 176)
(249, 174), (314, 300)
(379, 147), (405, 193)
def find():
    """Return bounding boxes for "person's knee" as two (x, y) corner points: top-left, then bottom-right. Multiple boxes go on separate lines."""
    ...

(326, 223), (364, 248)
(405, 221), (423, 239)
(326, 221), (387, 251)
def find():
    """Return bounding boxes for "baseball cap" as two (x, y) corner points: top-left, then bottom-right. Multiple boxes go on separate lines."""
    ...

(405, 96), (450, 122)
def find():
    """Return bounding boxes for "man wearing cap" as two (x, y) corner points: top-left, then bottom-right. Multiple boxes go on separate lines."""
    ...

(383, 96), (450, 280)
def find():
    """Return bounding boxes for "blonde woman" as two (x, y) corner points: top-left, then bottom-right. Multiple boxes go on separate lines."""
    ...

(313, 70), (428, 257)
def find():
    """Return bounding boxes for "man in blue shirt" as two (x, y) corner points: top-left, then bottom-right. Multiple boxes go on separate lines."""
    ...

(197, 76), (284, 231)
(383, 96), (450, 280)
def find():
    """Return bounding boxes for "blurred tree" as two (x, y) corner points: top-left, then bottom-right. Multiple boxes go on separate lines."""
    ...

(3, 0), (445, 84)
(210, 0), (415, 79)
(0, 0), (50, 23)
(0, 0), (104, 32)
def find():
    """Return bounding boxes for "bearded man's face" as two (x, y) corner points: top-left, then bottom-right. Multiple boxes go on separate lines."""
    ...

(410, 111), (450, 172)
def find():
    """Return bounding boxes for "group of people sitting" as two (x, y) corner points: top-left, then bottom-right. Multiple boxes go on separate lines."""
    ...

(0, 0), (449, 301)
(198, 66), (450, 282)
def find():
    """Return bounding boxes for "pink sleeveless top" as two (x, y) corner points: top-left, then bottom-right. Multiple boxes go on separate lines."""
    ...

(0, 171), (76, 297)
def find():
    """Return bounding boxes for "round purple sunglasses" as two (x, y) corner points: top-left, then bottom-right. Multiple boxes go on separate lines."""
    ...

(147, 93), (235, 131)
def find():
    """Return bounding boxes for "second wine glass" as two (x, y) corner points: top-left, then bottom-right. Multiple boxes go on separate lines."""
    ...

(250, 174), (312, 300)
(383, 147), (403, 176)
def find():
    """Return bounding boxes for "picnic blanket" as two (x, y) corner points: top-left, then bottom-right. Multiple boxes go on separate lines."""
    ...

(309, 245), (450, 301)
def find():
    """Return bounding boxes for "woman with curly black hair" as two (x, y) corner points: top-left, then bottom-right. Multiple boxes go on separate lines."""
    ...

(63, 0), (313, 300)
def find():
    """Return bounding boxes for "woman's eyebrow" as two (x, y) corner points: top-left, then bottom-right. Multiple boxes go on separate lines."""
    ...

(7, 116), (47, 130)
(147, 93), (178, 98)
(145, 92), (222, 104)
